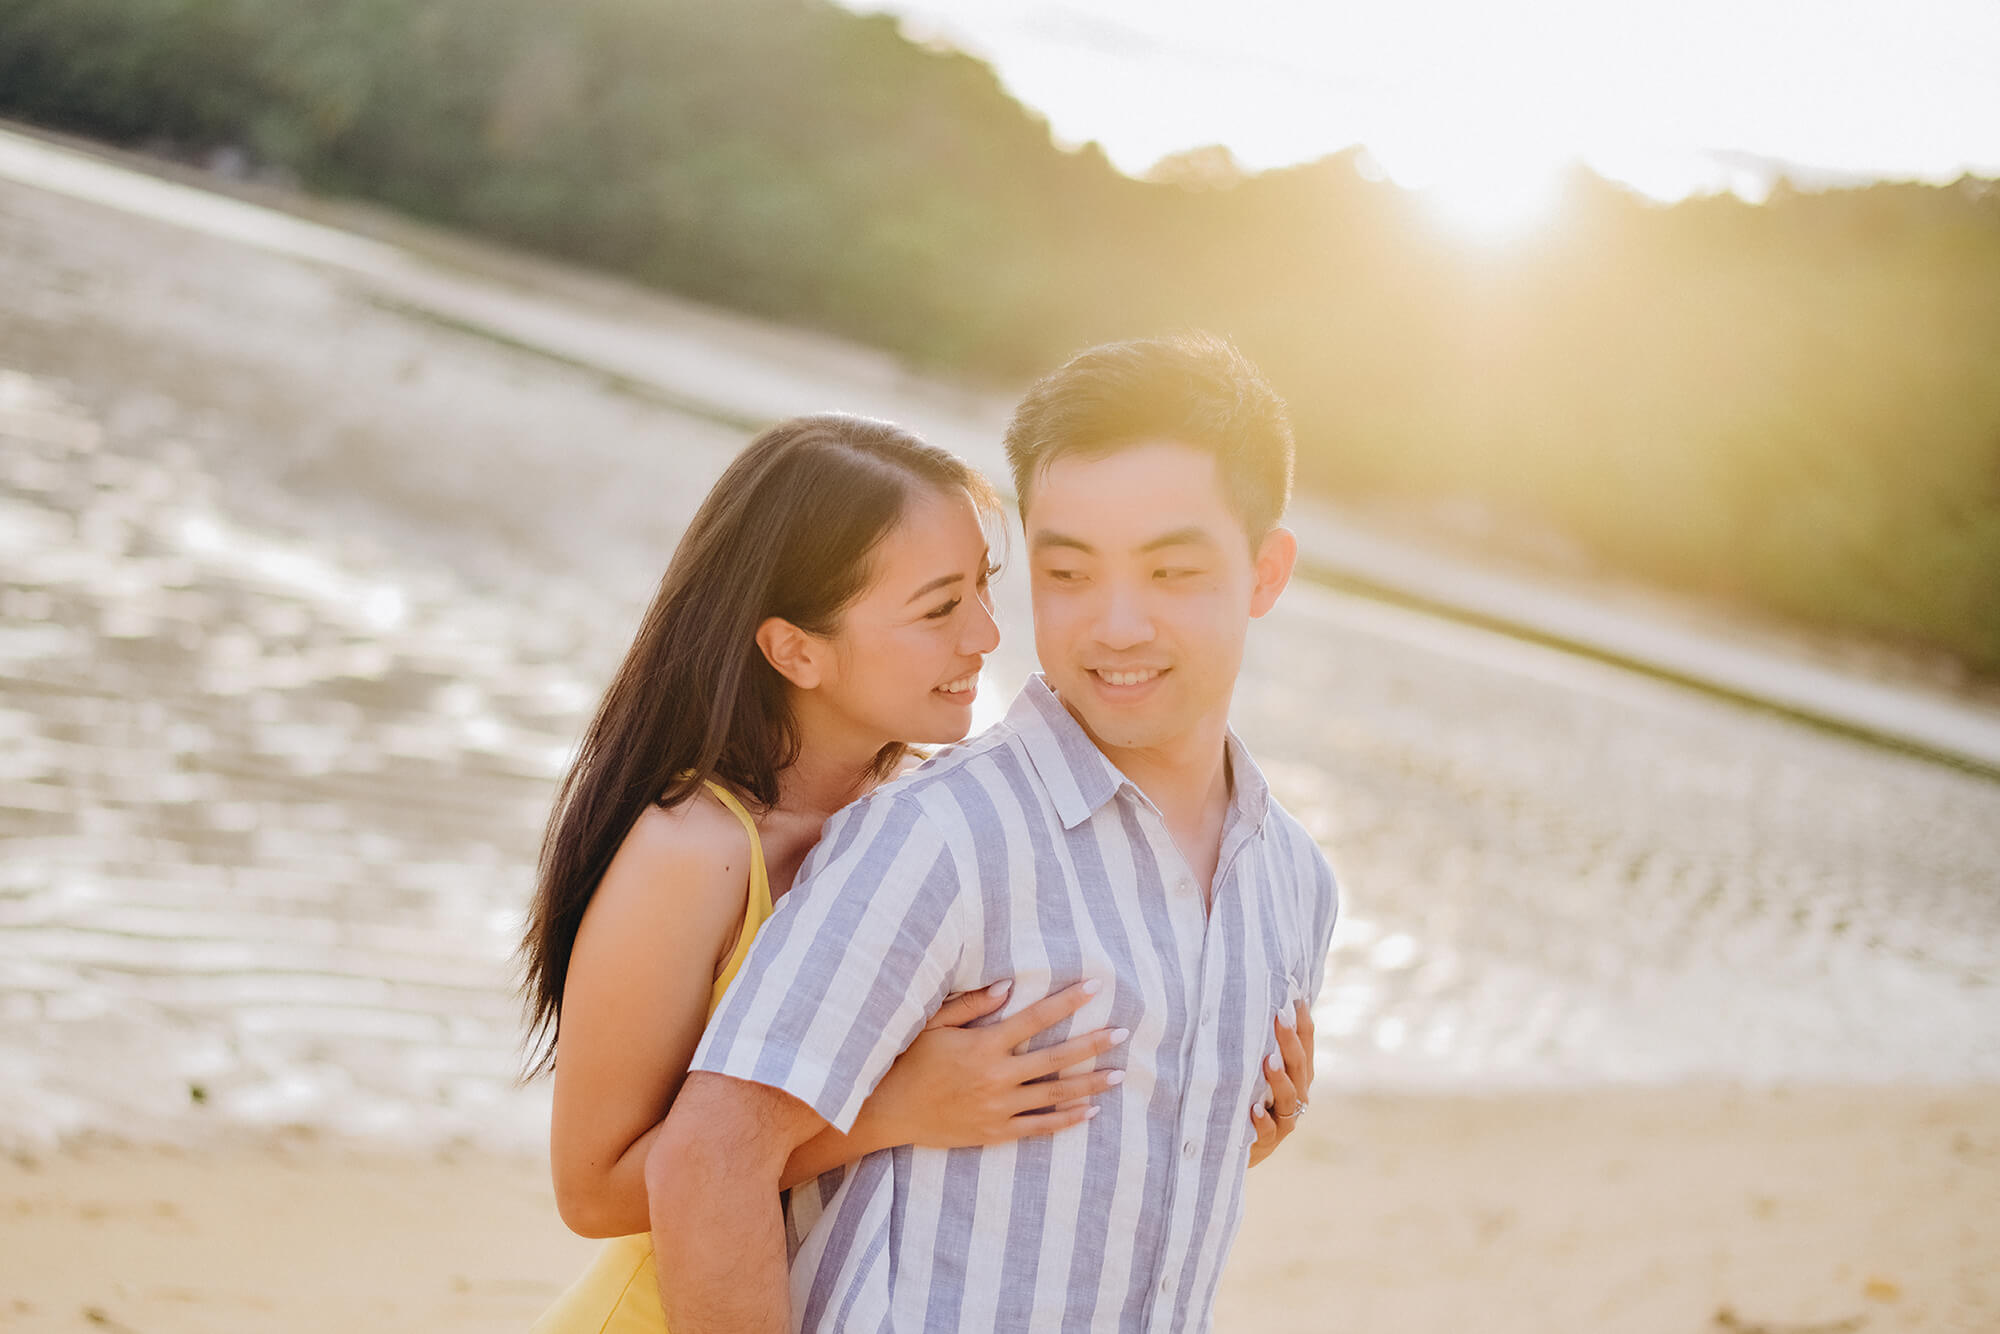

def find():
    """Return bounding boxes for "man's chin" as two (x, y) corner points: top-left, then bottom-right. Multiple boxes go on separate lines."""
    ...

(1058, 695), (1167, 753)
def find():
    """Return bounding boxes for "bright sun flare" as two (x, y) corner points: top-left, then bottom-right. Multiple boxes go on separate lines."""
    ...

(1406, 161), (1570, 246)
(1416, 168), (1568, 244)
(854, 0), (2000, 218)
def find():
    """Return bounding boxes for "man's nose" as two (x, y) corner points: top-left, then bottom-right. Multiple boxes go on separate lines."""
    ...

(1092, 583), (1154, 651)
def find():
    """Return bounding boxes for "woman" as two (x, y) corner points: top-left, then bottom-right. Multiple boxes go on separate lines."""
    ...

(519, 415), (1311, 1330)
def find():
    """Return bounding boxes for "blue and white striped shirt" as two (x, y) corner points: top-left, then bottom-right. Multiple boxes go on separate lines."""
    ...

(690, 674), (1339, 1333)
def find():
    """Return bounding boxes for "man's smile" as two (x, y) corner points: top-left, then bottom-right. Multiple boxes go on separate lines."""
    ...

(1088, 666), (1169, 690)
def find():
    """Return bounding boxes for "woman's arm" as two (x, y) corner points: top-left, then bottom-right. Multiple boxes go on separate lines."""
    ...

(551, 797), (1129, 1234)
(547, 799), (757, 1238)
(775, 986), (1023, 1188)
(775, 981), (1130, 1189)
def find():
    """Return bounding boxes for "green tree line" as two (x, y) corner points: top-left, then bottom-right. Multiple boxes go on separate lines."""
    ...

(3, 0), (1996, 669)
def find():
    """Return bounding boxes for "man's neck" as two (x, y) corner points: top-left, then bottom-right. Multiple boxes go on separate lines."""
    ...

(1106, 737), (1231, 834)
(1062, 699), (1233, 854)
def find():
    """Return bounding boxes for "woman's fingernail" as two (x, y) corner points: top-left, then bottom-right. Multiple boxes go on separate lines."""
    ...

(1267, 1052), (1283, 1073)
(1277, 1005), (1297, 1029)
(1252, 1102), (1268, 1119)
(989, 980), (1012, 999)
(1082, 979), (1103, 996)
(1105, 1070), (1125, 1086)
(1109, 1028), (1131, 1045)
(1085, 1105), (1102, 1120)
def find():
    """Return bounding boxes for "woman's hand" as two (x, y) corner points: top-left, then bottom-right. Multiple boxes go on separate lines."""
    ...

(1248, 999), (1315, 1168)
(869, 979), (1130, 1150)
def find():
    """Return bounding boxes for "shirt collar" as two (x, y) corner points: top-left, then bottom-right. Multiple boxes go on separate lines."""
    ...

(1003, 674), (1271, 835)
(1222, 727), (1272, 834)
(1005, 675), (1125, 830)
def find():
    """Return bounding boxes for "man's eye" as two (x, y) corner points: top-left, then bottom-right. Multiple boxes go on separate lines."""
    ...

(924, 597), (963, 620)
(1155, 567), (1201, 581)
(1043, 568), (1081, 583)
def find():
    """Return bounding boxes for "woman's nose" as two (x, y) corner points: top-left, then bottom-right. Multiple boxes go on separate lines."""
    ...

(964, 589), (1001, 653)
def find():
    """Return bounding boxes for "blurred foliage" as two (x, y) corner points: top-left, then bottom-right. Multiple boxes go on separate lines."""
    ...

(2, 0), (1997, 669)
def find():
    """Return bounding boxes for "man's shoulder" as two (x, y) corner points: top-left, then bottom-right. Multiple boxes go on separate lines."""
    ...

(1259, 794), (1323, 855)
(881, 723), (1039, 806)
(831, 724), (1040, 840)
(1257, 792), (1338, 900)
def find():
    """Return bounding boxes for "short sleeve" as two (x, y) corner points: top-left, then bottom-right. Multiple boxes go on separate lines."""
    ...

(689, 792), (967, 1134)
(1304, 844), (1340, 1006)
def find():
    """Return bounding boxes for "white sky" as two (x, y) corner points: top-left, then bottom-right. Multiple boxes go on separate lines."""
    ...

(839, 0), (2000, 205)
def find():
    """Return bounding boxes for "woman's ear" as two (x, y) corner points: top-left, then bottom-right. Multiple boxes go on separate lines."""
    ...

(756, 616), (824, 689)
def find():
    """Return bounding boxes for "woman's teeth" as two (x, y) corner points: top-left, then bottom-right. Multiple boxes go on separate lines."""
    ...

(1096, 668), (1162, 687)
(938, 674), (978, 695)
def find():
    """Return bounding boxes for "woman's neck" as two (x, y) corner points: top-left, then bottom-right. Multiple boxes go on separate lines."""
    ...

(774, 702), (889, 821)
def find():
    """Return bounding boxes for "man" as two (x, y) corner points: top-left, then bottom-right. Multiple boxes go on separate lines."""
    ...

(647, 333), (1339, 1332)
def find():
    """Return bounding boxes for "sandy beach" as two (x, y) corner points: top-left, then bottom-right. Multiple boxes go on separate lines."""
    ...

(5, 1086), (1996, 1333)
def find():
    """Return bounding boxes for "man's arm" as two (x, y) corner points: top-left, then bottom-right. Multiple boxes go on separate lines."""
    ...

(647, 1072), (829, 1333)
(687, 792), (968, 1137)
(656, 792), (969, 1325)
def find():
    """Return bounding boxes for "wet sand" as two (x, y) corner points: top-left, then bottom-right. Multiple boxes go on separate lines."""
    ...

(4, 1086), (1996, 1334)
(0, 137), (1993, 1129)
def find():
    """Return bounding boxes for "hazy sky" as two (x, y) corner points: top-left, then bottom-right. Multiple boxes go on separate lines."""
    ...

(840, 0), (2000, 213)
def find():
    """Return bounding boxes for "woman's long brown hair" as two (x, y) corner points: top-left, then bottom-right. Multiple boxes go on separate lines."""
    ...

(518, 414), (997, 1077)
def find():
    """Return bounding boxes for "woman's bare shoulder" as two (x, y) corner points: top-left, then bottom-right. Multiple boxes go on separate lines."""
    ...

(591, 789), (756, 925)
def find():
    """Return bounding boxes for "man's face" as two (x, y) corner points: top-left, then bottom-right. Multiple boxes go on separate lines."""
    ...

(1024, 440), (1294, 760)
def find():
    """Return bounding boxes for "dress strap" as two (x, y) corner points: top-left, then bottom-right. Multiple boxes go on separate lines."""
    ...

(701, 780), (774, 923)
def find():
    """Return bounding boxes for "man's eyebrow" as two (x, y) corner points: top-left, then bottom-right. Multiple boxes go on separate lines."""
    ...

(1030, 531), (1096, 554)
(1138, 526), (1219, 553)
(904, 572), (964, 603)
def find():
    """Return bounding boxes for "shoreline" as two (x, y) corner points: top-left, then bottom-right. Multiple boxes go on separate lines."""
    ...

(3, 117), (1995, 767)
(5, 1084), (1995, 1333)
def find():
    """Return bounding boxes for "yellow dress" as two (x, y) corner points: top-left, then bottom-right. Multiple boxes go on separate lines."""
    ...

(530, 781), (777, 1334)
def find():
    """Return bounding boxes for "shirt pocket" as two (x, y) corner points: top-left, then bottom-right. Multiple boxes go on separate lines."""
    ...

(1266, 966), (1302, 1056)
(1229, 967), (1297, 1101)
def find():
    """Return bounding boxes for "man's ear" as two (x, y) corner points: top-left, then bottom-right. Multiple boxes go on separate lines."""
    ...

(756, 616), (824, 689)
(1248, 526), (1298, 619)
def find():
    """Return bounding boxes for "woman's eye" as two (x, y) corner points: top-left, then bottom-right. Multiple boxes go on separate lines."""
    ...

(1044, 568), (1080, 584)
(924, 598), (962, 620)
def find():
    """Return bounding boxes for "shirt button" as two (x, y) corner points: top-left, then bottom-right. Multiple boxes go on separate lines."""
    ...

(1182, 1140), (1196, 1160)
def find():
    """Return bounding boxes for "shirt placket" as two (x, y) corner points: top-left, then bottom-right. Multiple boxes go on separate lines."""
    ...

(1138, 811), (1256, 1331)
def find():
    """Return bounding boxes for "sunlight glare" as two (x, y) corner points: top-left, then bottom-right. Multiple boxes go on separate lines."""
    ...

(844, 0), (2000, 206)
(1373, 132), (1574, 244)
(1414, 163), (1568, 244)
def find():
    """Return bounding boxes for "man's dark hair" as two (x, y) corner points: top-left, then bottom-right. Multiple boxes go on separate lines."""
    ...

(1002, 332), (1295, 541)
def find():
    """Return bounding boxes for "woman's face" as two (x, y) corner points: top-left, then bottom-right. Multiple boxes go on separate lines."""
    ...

(813, 484), (1001, 747)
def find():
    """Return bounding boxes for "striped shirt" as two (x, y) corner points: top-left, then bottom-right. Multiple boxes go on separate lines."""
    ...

(690, 674), (1339, 1333)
